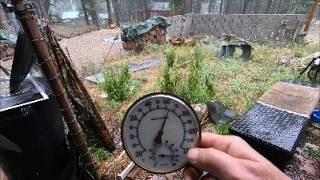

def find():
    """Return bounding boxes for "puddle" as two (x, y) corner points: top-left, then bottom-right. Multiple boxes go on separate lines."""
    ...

(103, 36), (122, 44)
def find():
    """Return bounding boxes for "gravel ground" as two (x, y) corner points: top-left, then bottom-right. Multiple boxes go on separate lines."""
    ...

(58, 29), (125, 73)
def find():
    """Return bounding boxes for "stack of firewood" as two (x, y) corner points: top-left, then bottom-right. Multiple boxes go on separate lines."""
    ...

(122, 26), (166, 52)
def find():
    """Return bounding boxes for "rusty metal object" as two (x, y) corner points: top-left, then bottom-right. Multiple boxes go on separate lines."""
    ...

(11, 0), (98, 178)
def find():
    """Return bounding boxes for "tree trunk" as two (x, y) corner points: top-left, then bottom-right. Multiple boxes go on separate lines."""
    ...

(242, 0), (249, 14)
(195, 0), (201, 13)
(0, 5), (9, 30)
(219, 0), (224, 14)
(80, 0), (90, 25)
(208, 0), (216, 13)
(264, 0), (273, 14)
(88, 0), (99, 29)
(106, 0), (113, 26)
(37, 0), (49, 18)
(225, 0), (231, 14)
(111, 0), (120, 26)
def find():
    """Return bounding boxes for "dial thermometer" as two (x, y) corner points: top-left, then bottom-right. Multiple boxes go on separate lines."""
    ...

(121, 93), (201, 173)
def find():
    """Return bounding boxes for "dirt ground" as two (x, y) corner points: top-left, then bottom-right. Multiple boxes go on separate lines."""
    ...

(57, 28), (124, 74)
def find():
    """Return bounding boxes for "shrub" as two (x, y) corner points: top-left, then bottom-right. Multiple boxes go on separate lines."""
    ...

(102, 64), (138, 102)
(160, 49), (180, 93)
(159, 46), (216, 103)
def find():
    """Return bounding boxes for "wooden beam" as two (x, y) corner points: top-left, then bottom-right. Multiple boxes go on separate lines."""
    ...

(304, 0), (320, 32)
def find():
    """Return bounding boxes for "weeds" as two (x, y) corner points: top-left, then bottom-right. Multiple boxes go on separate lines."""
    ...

(309, 148), (320, 161)
(215, 122), (231, 135)
(102, 100), (121, 110)
(115, 112), (124, 121)
(89, 146), (111, 161)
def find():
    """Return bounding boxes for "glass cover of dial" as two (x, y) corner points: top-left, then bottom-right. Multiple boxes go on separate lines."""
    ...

(122, 94), (200, 173)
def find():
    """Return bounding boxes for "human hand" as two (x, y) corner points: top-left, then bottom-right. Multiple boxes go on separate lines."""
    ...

(183, 133), (289, 180)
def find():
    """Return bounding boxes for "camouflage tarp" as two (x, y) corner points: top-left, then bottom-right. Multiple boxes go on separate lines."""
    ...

(121, 16), (171, 42)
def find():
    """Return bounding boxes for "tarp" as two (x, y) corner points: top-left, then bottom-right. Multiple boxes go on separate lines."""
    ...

(0, 29), (17, 44)
(121, 16), (171, 42)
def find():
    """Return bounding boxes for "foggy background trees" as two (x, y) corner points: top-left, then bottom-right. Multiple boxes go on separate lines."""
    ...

(0, 0), (316, 30)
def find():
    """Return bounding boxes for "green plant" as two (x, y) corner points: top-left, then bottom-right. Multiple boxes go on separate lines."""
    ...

(166, 49), (176, 68)
(103, 100), (120, 110)
(115, 112), (124, 121)
(177, 46), (215, 103)
(308, 148), (320, 161)
(160, 50), (180, 93)
(102, 64), (138, 102)
(89, 146), (111, 161)
(215, 122), (231, 135)
(159, 46), (216, 103)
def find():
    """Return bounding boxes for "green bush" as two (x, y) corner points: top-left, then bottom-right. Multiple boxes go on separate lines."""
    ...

(159, 46), (215, 103)
(102, 64), (138, 102)
(177, 47), (215, 103)
(160, 50), (180, 93)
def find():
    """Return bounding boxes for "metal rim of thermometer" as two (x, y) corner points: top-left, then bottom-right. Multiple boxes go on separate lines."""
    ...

(121, 93), (201, 173)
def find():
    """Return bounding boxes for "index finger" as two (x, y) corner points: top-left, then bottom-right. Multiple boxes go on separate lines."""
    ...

(199, 132), (265, 161)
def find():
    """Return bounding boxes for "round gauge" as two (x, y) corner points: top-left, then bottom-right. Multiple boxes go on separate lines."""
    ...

(121, 93), (201, 173)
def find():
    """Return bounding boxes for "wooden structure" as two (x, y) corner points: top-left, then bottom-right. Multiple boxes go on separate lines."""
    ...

(123, 26), (166, 52)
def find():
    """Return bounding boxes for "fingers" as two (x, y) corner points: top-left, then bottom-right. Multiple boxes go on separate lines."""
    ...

(199, 133), (265, 161)
(183, 165), (202, 180)
(187, 148), (241, 179)
(200, 174), (219, 180)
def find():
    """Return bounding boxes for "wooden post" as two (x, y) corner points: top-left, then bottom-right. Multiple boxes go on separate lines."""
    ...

(304, 0), (320, 33)
(11, 0), (98, 178)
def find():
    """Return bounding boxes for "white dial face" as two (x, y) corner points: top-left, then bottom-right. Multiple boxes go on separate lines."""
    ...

(122, 94), (201, 173)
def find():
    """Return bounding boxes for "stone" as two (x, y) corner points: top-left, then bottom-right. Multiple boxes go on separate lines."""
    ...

(100, 92), (108, 99)
(192, 103), (207, 120)
(207, 101), (238, 124)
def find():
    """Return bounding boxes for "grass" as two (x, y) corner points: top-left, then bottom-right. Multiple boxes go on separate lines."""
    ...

(89, 146), (111, 161)
(155, 41), (318, 114)
(309, 148), (320, 161)
(215, 122), (231, 135)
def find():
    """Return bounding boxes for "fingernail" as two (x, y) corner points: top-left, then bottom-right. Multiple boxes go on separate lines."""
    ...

(187, 148), (199, 162)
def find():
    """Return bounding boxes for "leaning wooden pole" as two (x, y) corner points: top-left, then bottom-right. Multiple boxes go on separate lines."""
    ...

(304, 0), (320, 33)
(11, 0), (98, 178)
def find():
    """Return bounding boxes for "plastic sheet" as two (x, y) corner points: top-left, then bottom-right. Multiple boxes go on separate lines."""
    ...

(121, 16), (170, 42)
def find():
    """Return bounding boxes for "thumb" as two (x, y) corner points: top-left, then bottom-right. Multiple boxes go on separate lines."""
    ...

(187, 148), (241, 179)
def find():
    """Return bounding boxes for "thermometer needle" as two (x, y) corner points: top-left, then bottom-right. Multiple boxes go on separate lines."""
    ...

(154, 110), (169, 144)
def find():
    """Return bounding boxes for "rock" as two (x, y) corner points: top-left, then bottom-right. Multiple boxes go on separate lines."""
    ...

(278, 56), (291, 65)
(150, 175), (166, 180)
(311, 122), (320, 129)
(192, 103), (207, 120)
(305, 143), (319, 151)
(100, 92), (108, 99)
(296, 147), (303, 154)
(206, 101), (238, 124)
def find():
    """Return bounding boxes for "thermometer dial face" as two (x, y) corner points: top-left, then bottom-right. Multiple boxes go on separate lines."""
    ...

(121, 93), (201, 173)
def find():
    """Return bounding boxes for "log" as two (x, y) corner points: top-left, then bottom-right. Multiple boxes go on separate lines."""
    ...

(116, 162), (135, 180)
